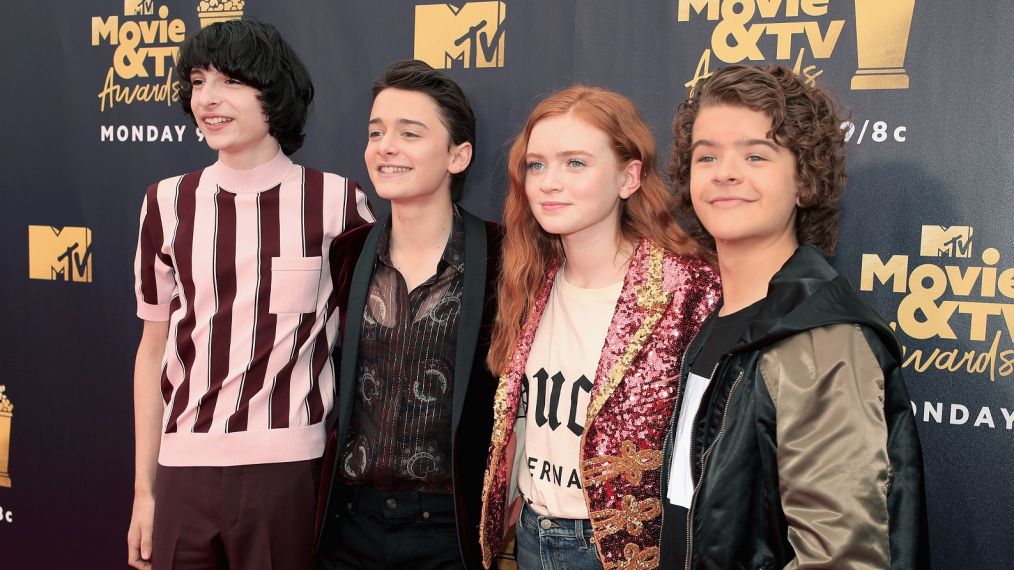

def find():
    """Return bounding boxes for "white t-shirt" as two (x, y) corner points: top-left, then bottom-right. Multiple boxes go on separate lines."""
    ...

(666, 370), (711, 508)
(517, 269), (622, 519)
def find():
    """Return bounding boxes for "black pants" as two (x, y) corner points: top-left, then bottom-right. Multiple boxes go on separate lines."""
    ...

(317, 486), (465, 570)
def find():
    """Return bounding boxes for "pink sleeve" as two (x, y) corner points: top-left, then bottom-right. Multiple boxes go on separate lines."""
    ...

(134, 184), (176, 321)
(345, 180), (375, 230)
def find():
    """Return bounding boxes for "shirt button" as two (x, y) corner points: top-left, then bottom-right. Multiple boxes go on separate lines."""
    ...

(422, 511), (431, 520)
(540, 519), (553, 529)
(385, 498), (398, 509)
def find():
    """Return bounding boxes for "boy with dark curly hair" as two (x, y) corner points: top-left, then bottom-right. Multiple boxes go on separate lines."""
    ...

(128, 20), (372, 570)
(660, 64), (929, 569)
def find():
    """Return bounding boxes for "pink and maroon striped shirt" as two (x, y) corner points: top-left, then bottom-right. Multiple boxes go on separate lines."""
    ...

(134, 151), (373, 466)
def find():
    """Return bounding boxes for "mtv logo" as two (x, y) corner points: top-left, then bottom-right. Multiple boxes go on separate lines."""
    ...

(920, 225), (973, 258)
(415, 2), (506, 69)
(125, 0), (155, 16)
(28, 225), (94, 282)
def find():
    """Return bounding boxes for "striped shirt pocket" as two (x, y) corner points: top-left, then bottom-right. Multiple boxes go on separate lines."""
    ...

(269, 256), (322, 314)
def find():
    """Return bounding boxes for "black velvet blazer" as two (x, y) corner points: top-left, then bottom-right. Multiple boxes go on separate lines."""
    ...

(315, 207), (502, 569)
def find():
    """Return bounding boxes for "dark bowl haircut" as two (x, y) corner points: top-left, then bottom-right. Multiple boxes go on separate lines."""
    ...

(176, 20), (314, 156)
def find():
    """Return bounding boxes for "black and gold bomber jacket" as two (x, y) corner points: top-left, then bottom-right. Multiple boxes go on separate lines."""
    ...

(661, 244), (930, 569)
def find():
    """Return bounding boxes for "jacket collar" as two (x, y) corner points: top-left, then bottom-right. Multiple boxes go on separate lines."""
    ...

(729, 244), (900, 356)
(503, 239), (676, 426)
(587, 239), (673, 424)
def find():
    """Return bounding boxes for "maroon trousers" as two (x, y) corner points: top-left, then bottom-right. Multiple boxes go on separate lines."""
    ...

(152, 459), (321, 570)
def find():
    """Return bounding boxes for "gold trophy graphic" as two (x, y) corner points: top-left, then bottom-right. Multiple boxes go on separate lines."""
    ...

(851, 0), (916, 90)
(0, 385), (12, 488)
(197, 0), (245, 29)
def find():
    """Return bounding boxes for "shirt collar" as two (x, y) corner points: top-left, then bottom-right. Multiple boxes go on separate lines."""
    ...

(376, 206), (465, 274)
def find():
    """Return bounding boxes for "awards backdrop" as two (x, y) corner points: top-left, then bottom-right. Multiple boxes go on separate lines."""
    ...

(2, 1), (1011, 567)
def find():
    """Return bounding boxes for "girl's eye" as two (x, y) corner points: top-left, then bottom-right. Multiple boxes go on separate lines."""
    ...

(368, 130), (383, 139)
(747, 154), (766, 162)
(526, 161), (545, 172)
(695, 155), (715, 163)
(226, 78), (244, 85)
(191, 78), (204, 86)
(567, 159), (586, 168)
(402, 131), (419, 138)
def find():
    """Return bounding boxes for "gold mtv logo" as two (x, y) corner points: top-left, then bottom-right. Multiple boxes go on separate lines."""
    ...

(0, 385), (12, 488)
(920, 225), (973, 258)
(415, 2), (506, 69)
(28, 226), (94, 282)
(125, 0), (155, 16)
(851, 0), (916, 90)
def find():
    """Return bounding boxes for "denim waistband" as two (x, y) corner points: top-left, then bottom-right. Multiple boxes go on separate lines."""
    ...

(521, 502), (594, 538)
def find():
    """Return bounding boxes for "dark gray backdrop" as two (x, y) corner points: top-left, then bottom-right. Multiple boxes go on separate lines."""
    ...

(2, 1), (1011, 568)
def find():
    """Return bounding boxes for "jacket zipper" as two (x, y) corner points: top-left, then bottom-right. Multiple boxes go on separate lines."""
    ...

(684, 369), (745, 570)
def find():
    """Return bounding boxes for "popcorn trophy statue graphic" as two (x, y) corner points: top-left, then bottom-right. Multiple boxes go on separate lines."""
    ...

(0, 385), (12, 488)
(197, 0), (245, 28)
(851, 0), (916, 90)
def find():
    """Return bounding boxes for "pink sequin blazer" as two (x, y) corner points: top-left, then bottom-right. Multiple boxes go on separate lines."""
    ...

(479, 239), (721, 569)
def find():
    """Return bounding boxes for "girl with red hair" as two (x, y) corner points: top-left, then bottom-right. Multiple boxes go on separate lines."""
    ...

(478, 86), (720, 569)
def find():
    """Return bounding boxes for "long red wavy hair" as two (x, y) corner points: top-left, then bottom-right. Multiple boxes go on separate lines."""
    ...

(487, 86), (705, 374)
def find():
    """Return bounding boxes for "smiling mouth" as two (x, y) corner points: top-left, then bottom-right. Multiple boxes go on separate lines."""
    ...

(378, 166), (412, 174)
(709, 197), (751, 208)
(203, 117), (232, 126)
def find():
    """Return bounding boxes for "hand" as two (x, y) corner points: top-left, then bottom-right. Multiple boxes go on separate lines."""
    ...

(127, 492), (155, 569)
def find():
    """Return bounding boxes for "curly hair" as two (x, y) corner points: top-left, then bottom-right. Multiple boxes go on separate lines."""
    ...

(371, 60), (477, 202)
(176, 20), (314, 156)
(668, 65), (847, 255)
(487, 85), (704, 374)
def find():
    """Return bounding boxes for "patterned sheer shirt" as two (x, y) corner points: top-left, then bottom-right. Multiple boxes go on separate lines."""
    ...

(339, 210), (464, 494)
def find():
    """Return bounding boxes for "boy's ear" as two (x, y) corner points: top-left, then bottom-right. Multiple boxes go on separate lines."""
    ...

(795, 177), (812, 207)
(619, 159), (643, 199)
(448, 142), (473, 175)
(798, 184), (820, 208)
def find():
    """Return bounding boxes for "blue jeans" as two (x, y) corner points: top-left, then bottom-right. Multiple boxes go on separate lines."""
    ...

(515, 503), (603, 570)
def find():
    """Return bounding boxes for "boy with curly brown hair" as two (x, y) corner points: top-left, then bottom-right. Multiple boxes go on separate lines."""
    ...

(660, 64), (929, 569)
